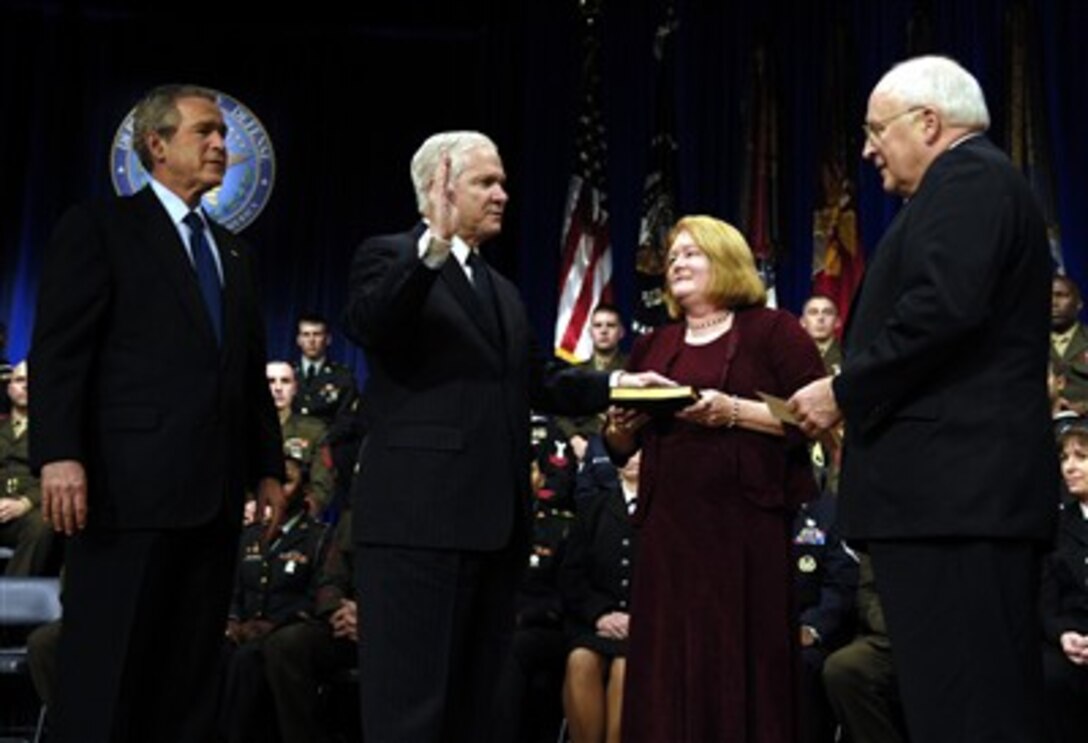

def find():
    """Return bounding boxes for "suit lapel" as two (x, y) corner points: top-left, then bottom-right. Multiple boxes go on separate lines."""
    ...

(439, 257), (504, 354)
(131, 189), (220, 352)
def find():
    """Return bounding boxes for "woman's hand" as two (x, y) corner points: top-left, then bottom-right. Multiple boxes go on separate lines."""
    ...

(596, 611), (631, 640)
(676, 389), (736, 428)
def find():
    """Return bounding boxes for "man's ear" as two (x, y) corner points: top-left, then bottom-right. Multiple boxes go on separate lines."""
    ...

(146, 131), (167, 165)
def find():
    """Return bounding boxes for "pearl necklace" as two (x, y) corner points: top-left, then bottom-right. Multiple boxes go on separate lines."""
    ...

(686, 311), (732, 330)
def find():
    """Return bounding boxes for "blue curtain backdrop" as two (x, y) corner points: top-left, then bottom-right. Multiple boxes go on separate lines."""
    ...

(2, 0), (1085, 384)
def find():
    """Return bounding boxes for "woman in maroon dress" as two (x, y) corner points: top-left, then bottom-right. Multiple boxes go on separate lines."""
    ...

(605, 215), (824, 743)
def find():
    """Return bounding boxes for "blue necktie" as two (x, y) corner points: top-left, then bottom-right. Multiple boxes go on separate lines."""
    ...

(183, 211), (223, 345)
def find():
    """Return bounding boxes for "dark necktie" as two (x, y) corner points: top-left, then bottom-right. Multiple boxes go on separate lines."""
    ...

(183, 211), (223, 345)
(466, 251), (500, 342)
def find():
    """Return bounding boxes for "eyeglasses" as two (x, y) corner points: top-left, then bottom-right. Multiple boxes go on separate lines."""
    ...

(862, 106), (925, 142)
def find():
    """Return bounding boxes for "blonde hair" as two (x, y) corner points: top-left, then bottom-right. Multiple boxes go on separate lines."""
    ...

(663, 215), (767, 319)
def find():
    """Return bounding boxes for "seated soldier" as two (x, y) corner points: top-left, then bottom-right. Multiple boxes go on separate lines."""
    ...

(0, 361), (55, 575)
(494, 419), (579, 743)
(559, 450), (640, 743)
(1051, 276), (1088, 412)
(267, 360), (336, 514)
(293, 313), (358, 426)
(822, 554), (909, 743)
(1041, 421), (1088, 743)
(794, 490), (858, 743)
(800, 295), (843, 375)
(220, 453), (327, 743)
(263, 510), (358, 743)
(556, 305), (628, 498)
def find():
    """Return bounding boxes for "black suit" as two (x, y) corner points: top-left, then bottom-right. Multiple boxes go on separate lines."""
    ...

(29, 187), (283, 742)
(832, 136), (1058, 742)
(343, 225), (610, 742)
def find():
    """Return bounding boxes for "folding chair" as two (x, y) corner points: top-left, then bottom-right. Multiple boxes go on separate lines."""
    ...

(0, 578), (62, 743)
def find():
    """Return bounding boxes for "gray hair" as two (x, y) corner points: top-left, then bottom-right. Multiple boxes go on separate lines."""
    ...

(410, 131), (499, 215)
(132, 84), (219, 171)
(873, 55), (990, 131)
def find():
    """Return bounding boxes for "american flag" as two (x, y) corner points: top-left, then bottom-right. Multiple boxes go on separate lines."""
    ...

(555, 0), (612, 363)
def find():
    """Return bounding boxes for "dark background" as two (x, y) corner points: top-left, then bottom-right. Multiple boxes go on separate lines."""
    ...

(2, 0), (1085, 384)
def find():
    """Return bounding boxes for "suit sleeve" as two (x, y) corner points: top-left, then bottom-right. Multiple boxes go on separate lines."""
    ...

(28, 203), (113, 469)
(833, 156), (1018, 431)
(528, 333), (611, 416)
(342, 233), (442, 350)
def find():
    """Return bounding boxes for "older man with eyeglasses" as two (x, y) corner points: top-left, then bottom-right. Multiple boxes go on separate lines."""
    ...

(790, 55), (1058, 743)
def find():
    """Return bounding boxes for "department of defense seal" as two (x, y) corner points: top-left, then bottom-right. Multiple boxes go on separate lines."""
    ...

(110, 89), (275, 233)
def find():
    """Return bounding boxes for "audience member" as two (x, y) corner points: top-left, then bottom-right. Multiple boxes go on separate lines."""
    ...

(220, 454), (327, 743)
(558, 304), (630, 497)
(557, 304), (629, 436)
(293, 314), (358, 426)
(794, 490), (858, 743)
(799, 296), (845, 494)
(267, 361), (335, 514)
(0, 361), (55, 575)
(1051, 276), (1088, 412)
(1040, 422), (1088, 743)
(559, 450), (640, 743)
(494, 437), (578, 743)
(263, 510), (358, 743)
(800, 295), (843, 375)
(822, 554), (909, 743)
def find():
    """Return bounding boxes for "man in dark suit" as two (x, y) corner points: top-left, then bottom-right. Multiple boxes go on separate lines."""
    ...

(342, 131), (665, 742)
(790, 56), (1058, 743)
(29, 84), (285, 743)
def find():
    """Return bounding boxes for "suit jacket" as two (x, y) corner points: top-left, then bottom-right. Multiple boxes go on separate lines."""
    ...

(342, 225), (610, 551)
(1040, 502), (1088, 643)
(833, 136), (1057, 541)
(29, 187), (284, 529)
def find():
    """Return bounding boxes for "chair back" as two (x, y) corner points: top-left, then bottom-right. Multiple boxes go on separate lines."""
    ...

(0, 578), (62, 627)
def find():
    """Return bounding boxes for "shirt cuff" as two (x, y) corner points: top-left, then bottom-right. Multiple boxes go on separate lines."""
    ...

(419, 232), (452, 269)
